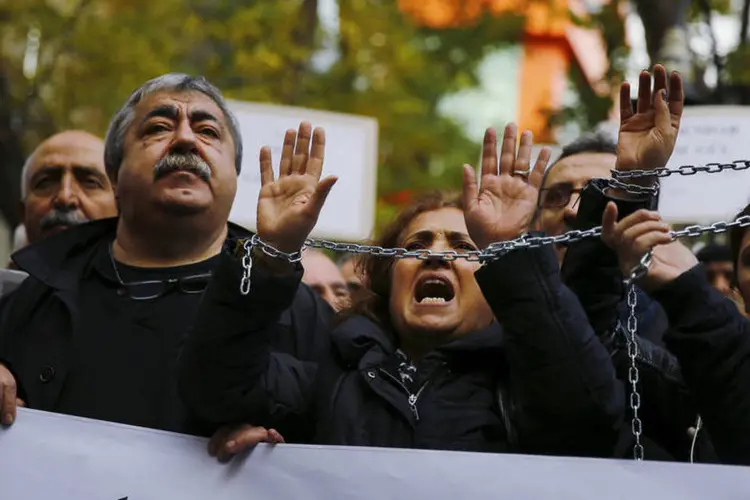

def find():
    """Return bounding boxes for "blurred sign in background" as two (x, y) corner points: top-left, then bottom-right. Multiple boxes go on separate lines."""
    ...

(228, 101), (378, 241)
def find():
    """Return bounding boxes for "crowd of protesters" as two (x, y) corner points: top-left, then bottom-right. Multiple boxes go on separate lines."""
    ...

(0, 63), (749, 470)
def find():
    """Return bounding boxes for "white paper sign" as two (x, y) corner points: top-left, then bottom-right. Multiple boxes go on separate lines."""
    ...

(657, 106), (750, 223)
(226, 101), (379, 241)
(1, 408), (750, 500)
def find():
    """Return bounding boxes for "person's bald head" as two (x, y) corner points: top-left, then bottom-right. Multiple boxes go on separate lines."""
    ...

(302, 249), (350, 312)
(21, 130), (117, 244)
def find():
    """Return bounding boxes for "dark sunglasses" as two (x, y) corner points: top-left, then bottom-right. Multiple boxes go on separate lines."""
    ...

(118, 273), (212, 301)
(538, 183), (583, 209)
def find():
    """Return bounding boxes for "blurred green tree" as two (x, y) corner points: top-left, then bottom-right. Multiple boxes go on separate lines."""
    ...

(0, 0), (527, 235)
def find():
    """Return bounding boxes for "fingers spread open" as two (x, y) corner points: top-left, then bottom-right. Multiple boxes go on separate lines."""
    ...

(311, 176), (338, 217)
(306, 127), (326, 180)
(668, 71), (685, 124)
(636, 70), (652, 114)
(480, 128), (498, 178)
(259, 147), (274, 185)
(652, 64), (668, 97)
(528, 147), (551, 189)
(279, 129), (297, 176)
(654, 88), (671, 133)
(620, 82), (634, 122)
(498, 123), (518, 176)
(292, 122), (312, 175)
(462, 164), (479, 212)
(514, 130), (532, 175)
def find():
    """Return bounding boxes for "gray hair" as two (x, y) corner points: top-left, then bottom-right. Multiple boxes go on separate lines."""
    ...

(103, 73), (243, 182)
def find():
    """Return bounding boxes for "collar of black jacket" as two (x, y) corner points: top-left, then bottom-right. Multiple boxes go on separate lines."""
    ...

(332, 314), (506, 371)
(11, 217), (253, 291)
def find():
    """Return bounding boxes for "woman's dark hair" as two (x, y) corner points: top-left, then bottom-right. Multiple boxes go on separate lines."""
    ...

(343, 191), (464, 327)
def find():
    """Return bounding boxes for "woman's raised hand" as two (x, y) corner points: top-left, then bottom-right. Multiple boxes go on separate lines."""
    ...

(462, 124), (551, 249)
(256, 122), (338, 253)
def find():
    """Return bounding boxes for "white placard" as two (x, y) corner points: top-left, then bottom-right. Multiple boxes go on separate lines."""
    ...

(1, 408), (750, 500)
(227, 101), (379, 241)
(657, 106), (750, 223)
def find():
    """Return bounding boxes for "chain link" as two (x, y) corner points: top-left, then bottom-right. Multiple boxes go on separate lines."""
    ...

(605, 178), (660, 197)
(611, 160), (750, 180)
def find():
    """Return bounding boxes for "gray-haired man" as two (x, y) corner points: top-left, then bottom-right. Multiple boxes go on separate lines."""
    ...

(0, 74), (292, 434)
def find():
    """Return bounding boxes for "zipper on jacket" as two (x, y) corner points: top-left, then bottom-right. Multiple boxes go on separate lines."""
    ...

(378, 368), (429, 422)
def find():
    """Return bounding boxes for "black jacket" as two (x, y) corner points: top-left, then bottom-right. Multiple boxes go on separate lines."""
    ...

(179, 242), (624, 456)
(561, 179), (715, 462)
(0, 218), (329, 436)
(656, 265), (750, 465)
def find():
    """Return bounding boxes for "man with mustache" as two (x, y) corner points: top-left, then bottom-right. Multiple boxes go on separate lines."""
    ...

(0, 74), (332, 435)
(2, 131), (117, 294)
(20, 131), (118, 246)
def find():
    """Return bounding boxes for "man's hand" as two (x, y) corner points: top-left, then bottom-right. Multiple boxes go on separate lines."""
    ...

(256, 122), (337, 254)
(616, 65), (684, 176)
(208, 424), (285, 463)
(462, 124), (551, 249)
(0, 364), (23, 426)
(601, 202), (698, 292)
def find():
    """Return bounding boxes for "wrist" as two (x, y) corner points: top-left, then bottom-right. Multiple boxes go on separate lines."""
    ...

(251, 246), (300, 276)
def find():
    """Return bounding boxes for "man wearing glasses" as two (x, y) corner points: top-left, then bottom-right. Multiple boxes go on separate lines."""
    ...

(534, 132), (618, 265)
(533, 132), (715, 462)
(0, 74), (331, 435)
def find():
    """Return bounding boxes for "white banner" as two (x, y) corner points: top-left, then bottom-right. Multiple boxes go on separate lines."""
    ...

(659, 106), (750, 223)
(227, 100), (379, 241)
(1, 409), (749, 499)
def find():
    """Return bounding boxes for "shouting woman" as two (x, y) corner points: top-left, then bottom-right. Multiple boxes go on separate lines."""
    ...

(178, 122), (624, 459)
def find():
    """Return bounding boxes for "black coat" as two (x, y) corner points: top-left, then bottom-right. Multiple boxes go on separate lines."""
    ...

(0, 218), (323, 436)
(179, 242), (624, 456)
(562, 179), (717, 462)
(655, 264), (750, 466)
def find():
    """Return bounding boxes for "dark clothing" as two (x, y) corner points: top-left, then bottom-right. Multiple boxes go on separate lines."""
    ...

(0, 218), (268, 436)
(656, 265), (750, 465)
(180, 242), (624, 456)
(562, 179), (716, 462)
(55, 238), (218, 432)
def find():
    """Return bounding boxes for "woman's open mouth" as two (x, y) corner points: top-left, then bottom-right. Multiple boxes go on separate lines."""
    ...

(414, 275), (455, 305)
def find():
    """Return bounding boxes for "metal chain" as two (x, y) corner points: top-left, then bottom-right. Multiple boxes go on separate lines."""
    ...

(621, 251), (652, 461)
(611, 160), (750, 180)
(624, 284), (644, 461)
(239, 216), (750, 274)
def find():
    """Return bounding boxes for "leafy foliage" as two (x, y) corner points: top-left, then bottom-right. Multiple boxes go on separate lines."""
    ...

(0, 0), (526, 234)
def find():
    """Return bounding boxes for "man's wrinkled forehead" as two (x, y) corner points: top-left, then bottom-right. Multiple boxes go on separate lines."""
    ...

(543, 152), (617, 188)
(132, 91), (228, 132)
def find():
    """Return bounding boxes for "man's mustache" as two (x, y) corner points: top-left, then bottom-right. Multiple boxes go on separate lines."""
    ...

(39, 208), (89, 231)
(153, 152), (211, 183)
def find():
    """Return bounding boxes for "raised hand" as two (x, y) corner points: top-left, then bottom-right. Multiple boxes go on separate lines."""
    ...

(462, 124), (551, 249)
(616, 65), (684, 174)
(256, 122), (338, 253)
(601, 203), (698, 291)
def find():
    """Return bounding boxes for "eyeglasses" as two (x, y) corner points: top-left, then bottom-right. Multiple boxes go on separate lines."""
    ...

(538, 183), (583, 209)
(116, 274), (213, 301)
(108, 242), (212, 300)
